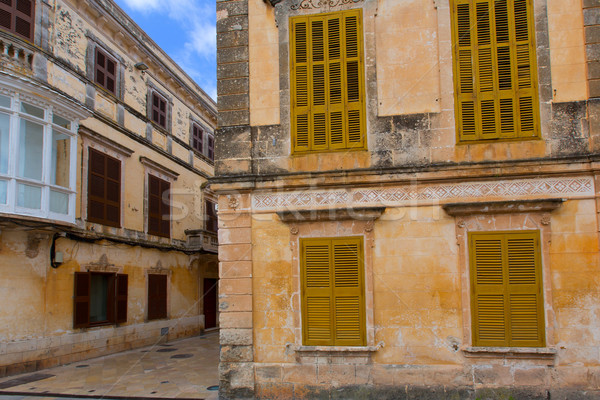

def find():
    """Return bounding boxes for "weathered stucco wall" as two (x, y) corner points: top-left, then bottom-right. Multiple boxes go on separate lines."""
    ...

(0, 0), (218, 377)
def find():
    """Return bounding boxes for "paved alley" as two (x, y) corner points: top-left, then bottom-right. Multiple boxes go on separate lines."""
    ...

(0, 332), (219, 400)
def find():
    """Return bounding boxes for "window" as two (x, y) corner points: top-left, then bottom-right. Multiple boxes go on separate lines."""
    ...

(94, 48), (117, 95)
(0, 0), (35, 42)
(147, 274), (167, 320)
(151, 92), (167, 129)
(192, 123), (203, 153)
(451, 0), (539, 142)
(87, 148), (121, 227)
(205, 200), (218, 232)
(147, 174), (170, 238)
(73, 272), (128, 328)
(300, 237), (365, 346)
(290, 9), (366, 153)
(0, 91), (77, 222)
(207, 133), (214, 161)
(469, 231), (545, 347)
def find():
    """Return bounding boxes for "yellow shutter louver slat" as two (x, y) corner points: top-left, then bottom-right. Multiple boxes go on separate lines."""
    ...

(470, 231), (545, 347)
(290, 9), (365, 153)
(301, 237), (365, 346)
(452, 0), (539, 142)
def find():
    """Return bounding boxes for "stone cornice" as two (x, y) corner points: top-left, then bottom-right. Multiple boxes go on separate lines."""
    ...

(442, 199), (565, 216)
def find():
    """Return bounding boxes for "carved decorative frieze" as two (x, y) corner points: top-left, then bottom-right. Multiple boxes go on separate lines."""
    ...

(291, 0), (365, 10)
(253, 177), (594, 211)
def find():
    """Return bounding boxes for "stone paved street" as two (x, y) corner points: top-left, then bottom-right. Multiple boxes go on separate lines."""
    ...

(0, 331), (219, 400)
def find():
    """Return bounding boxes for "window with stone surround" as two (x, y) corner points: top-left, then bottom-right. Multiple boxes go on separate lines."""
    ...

(451, 0), (540, 142)
(0, 89), (78, 223)
(0, 0), (35, 42)
(151, 91), (168, 129)
(87, 148), (121, 228)
(289, 9), (366, 153)
(300, 236), (366, 346)
(469, 230), (545, 347)
(94, 47), (117, 95)
(147, 174), (171, 238)
(74, 271), (128, 328)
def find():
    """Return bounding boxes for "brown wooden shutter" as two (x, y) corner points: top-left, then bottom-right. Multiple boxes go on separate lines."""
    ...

(148, 274), (167, 320)
(470, 231), (544, 347)
(115, 274), (128, 324)
(148, 175), (170, 237)
(207, 134), (214, 160)
(0, 0), (34, 42)
(87, 148), (120, 227)
(74, 272), (90, 328)
(95, 48), (117, 94)
(452, 0), (539, 142)
(206, 200), (218, 232)
(192, 123), (203, 153)
(152, 93), (167, 128)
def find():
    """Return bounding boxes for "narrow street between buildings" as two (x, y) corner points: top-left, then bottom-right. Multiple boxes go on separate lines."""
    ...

(0, 331), (219, 400)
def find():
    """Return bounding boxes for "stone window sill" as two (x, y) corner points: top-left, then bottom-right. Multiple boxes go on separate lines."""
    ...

(287, 342), (384, 356)
(463, 346), (557, 360)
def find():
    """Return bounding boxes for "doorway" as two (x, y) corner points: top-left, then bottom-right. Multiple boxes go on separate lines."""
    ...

(203, 278), (218, 329)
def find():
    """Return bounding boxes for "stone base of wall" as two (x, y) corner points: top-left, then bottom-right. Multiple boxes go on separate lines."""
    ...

(0, 316), (202, 378)
(255, 384), (600, 400)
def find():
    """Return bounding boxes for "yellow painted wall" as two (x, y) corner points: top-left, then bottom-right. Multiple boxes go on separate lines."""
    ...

(249, 0), (280, 127)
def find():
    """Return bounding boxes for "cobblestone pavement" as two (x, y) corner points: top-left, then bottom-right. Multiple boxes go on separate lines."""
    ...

(0, 331), (219, 400)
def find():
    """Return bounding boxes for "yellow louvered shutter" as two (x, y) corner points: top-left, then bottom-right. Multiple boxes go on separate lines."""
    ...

(301, 237), (365, 346)
(290, 10), (365, 153)
(470, 231), (545, 347)
(452, 0), (539, 142)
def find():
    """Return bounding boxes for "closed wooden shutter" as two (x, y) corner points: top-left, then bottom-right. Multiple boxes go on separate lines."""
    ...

(148, 274), (167, 320)
(0, 0), (34, 42)
(87, 148), (121, 227)
(205, 200), (218, 232)
(116, 274), (128, 324)
(192, 123), (203, 153)
(452, 0), (539, 142)
(148, 175), (170, 237)
(95, 48), (117, 94)
(152, 92), (167, 128)
(207, 134), (214, 160)
(470, 231), (544, 347)
(290, 9), (365, 153)
(301, 237), (365, 346)
(73, 272), (90, 328)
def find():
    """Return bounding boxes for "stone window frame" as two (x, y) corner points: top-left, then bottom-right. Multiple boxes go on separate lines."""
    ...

(139, 156), (178, 239)
(85, 32), (126, 101)
(189, 116), (214, 163)
(273, 1), (373, 156)
(80, 127), (133, 230)
(278, 208), (385, 355)
(444, 199), (561, 361)
(146, 83), (173, 134)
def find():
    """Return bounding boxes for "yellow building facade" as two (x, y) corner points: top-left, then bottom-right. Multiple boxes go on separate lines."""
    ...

(0, 0), (218, 376)
(215, 0), (600, 398)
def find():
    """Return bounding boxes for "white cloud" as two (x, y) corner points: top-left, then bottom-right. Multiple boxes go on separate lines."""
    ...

(121, 0), (160, 12)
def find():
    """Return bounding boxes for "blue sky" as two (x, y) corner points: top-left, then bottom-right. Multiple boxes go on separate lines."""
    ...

(114, 0), (217, 100)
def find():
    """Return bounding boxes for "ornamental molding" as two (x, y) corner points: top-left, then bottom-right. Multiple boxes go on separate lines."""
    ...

(291, 0), (365, 10)
(252, 177), (594, 211)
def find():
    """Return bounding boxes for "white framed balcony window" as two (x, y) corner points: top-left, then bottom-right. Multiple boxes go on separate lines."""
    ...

(0, 90), (78, 223)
